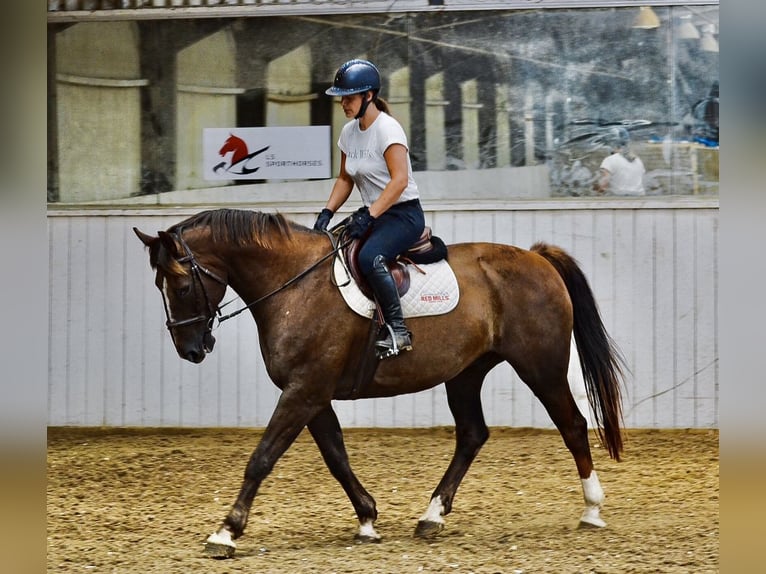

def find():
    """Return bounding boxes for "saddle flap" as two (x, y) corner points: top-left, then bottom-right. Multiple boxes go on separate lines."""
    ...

(340, 225), (447, 299)
(333, 251), (460, 320)
(345, 238), (410, 299)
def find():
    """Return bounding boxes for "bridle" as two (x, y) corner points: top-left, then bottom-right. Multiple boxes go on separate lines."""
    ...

(161, 232), (227, 346)
(161, 228), (350, 339)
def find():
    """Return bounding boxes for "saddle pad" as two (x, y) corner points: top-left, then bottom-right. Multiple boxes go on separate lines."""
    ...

(333, 255), (460, 319)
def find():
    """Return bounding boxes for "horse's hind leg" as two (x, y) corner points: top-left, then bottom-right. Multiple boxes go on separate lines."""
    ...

(530, 371), (607, 528)
(415, 359), (493, 538)
(307, 406), (380, 542)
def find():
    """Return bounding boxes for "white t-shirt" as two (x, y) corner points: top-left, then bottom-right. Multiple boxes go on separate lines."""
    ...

(338, 112), (420, 206)
(600, 152), (646, 196)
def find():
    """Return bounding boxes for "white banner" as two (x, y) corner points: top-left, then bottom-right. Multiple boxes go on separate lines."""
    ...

(203, 126), (331, 180)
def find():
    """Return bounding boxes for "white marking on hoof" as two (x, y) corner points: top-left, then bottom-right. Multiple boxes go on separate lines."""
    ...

(578, 470), (606, 528)
(354, 519), (381, 543)
(206, 529), (236, 548)
(579, 506), (607, 528)
(204, 529), (236, 558)
(415, 497), (446, 538)
(418, 497), (445, 525)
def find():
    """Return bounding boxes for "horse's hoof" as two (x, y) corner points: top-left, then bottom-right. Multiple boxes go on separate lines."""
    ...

(414, 520), (444, 538)
(354, 533), (382, 544)
(204, 530), (237, 559)
(577, 516), (607, 529)
(204, 541), (236, 559)
(578, 506), (607, 529)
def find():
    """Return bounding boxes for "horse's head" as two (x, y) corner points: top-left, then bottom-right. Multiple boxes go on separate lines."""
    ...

(134, 227), (228, 364)
(218, 134), (248, 165)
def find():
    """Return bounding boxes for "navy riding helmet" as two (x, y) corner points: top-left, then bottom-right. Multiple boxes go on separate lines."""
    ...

(325, 59), (381, 97)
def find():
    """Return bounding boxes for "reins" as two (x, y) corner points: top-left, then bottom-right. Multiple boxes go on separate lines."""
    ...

(215, 230), (350, 325)
(168, 227), (351, 334)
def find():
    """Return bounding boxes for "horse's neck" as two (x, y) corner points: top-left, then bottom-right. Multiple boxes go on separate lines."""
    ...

(224, 233), (327, 303)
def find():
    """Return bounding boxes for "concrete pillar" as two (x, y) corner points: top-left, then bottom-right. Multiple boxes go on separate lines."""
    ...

(524, 93), (536, 166)
(56, 22), (143, 202)
(545, 93), (555, 162)
(387, 66), (411, 137)
(425, 72), (447, 171)
(266, 44), (314, 127)
(176, 28), (241, 190)
(461, 79), (481, 169)
(495, 84), (511, 168)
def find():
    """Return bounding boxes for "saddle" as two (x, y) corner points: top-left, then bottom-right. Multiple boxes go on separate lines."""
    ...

(343, 227), (448, 300)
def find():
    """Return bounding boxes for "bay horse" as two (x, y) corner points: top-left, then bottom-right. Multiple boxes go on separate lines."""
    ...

(134, 208), (624, 559)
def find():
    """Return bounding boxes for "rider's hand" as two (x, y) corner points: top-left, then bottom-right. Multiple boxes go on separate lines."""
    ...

(346, 206), (375, 239)
(313, 208), (333, 231)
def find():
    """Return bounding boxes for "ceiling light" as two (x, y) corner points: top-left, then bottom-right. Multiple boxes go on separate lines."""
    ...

(677, 15), (700, 39)
(700, 24), (718, 52)
(633, 7), (660, 29)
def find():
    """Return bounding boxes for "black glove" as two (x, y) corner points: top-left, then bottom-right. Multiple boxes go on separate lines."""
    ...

(346, 206), (375, 239)
(313, 208), (333, 231)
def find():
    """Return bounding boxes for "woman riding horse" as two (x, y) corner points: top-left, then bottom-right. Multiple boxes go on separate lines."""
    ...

(314, 59), (426, 359)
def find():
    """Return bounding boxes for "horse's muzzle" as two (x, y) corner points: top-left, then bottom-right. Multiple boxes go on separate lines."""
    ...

(182, 347), (206, 363)
(179, 333), (215, 363)
(203, 331), (216, 353)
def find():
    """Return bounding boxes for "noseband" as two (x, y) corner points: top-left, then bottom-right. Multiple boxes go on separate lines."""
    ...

(162, 232), (226, 337)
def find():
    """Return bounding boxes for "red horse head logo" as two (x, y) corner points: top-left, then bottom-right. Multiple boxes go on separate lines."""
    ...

(213, 134), (270, 176)
(218, 134), (250, 166)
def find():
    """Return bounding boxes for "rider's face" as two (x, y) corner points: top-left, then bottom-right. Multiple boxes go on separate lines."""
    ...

(340, 93), (366, 118)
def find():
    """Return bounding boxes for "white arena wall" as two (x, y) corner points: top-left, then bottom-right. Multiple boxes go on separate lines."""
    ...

(47, 197), (718, 429)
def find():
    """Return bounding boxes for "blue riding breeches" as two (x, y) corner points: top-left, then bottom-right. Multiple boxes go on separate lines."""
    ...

(357, 199), (425, 277)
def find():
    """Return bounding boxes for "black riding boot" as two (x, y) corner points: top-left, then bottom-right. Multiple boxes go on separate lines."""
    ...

(367, 255), (413, 358)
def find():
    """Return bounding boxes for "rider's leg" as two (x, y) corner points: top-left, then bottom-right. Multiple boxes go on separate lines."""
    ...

(357, 200), (424, 358)
(366, 255), (412, 356)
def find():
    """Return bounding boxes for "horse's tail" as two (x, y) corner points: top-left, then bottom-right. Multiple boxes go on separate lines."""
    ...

(531, 242), (626, 461)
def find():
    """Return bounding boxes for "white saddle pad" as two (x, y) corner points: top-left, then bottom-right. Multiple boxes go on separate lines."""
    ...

(333, 255), (460, 319)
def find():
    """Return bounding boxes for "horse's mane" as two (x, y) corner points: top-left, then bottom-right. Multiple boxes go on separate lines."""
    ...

(170, 209), (297, 248)
(147, 210), (298, 275)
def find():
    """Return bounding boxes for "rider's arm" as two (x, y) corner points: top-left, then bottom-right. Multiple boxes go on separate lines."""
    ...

(369, 143), (408, 218)
(324, 152), (354, 213)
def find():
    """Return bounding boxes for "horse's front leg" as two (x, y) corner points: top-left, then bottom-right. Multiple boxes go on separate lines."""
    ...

(204, 388), (325, 559)
(307, 405), (380, 542)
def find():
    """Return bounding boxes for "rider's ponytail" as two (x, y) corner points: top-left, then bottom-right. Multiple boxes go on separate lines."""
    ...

(374, 97), (390, 115)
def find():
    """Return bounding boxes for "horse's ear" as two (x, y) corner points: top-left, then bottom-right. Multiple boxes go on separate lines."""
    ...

(133, 227), (157, 247)
(157, 230), (183, 259)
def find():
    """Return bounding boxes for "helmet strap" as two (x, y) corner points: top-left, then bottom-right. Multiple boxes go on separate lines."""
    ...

(355, 91), (376, 120)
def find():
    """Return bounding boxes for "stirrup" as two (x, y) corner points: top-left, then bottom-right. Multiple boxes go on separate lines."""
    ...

(375, 324), (413, 359)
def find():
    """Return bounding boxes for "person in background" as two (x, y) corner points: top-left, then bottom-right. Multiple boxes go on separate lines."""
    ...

(691, 80), (719, 145)
(594, 127), (646, 196)
(313, 59), (425, 358)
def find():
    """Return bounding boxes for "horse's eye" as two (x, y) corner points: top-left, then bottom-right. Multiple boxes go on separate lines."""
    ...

(177, 285), (191, 298)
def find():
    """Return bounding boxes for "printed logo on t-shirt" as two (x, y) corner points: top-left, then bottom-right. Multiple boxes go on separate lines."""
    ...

(346, 149), (374, 160)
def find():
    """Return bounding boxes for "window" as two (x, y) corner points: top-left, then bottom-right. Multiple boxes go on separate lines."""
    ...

(47, 3), (719, 204)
